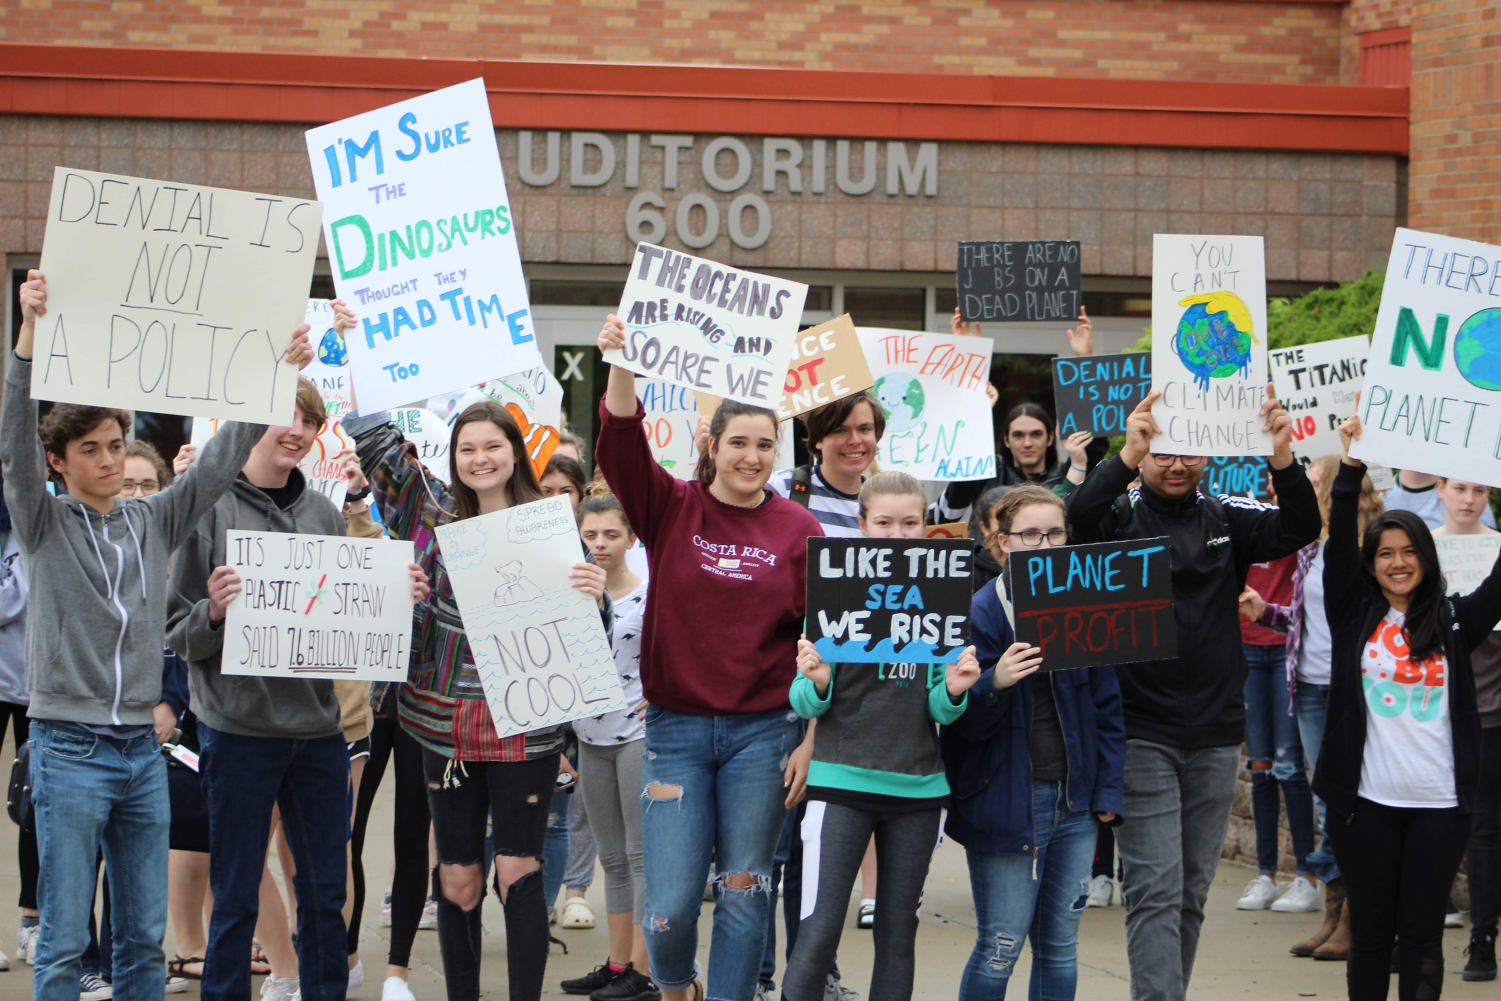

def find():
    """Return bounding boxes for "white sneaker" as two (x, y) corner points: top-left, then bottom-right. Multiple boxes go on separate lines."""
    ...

(348, 960), (364, 992)
(260, 974), (301, 1001)
(1448, 910), (1466, 929)
(79, 974), (113, 1001)
(1271, 876), (1322, 913)
(0, 945), (9, 971)
(824, 974), (861, 1001)
(1236, 875), (1282, 910)
(16, 925), (37, 965)
(418, 898), (438, 930)
(382, 976), (416, 1001)
(1086, 874), (1116, 907)
(380, 893), (393, 928)
(165, 975), (190, 994)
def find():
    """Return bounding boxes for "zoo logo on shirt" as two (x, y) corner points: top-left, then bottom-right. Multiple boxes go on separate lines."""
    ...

(692, 534), (780, 582)
(1362, 617), (1446, 721)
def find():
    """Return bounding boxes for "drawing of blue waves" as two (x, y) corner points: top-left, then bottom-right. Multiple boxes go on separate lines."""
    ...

(812, 636), (959, 664)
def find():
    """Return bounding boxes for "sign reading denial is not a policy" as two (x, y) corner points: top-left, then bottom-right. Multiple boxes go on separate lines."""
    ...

(305, 79), (541, 413)
(35, 168), (321, 423)
(605, 243), (808, 407)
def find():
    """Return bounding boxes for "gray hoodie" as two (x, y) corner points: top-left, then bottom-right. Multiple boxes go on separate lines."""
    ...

(167, 470), (348, 740)
(0, 356), (264, 726)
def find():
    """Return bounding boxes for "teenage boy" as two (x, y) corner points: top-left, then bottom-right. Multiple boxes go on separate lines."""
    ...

(168, 377), (429, 1001)
(1065, 388), (1321, 1001)
(0, 269), (310, 1001)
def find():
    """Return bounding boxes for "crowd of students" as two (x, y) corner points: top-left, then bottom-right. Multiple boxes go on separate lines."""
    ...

(2, 262), (1499, 1001)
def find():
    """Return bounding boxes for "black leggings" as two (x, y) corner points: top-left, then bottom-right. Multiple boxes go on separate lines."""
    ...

(1335, 797), (1470, 1001)
(0, 702), (38, 910)
(349, 717), (431, 966)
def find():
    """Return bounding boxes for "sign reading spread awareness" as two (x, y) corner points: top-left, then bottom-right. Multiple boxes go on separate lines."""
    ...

(605, 243), (808, 407)
(1269, 335), (1369, 463)
(777, 315), (875, 421)
(1351, 229), (1501, 485)
(956, 240), (1083, 323)
(305, 79), (540, 413)
(805, 539), (972, 664)
(435, 496), (626, 737)
(1006, 538), (1177, 671)
(1053, 352), (1153, 437)
(857, 328), (997, 481)
(1435, 535), (1501, 628)
(221, 530), (416, 680)
(34, 167), (321, 423)
(1151, 235), (1270, 457)
(192, 414), (353, 508)
(641, 380), (703, 479)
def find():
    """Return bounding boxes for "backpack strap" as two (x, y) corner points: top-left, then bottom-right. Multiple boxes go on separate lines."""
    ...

(790, 464), (815, 509)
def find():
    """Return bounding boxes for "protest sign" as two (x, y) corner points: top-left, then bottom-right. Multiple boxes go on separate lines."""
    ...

(191, 414), (352, 508)
(221, 530), (415, 681)
(301, 299), (354, 420)
(1053, 352), (1153, 437)
(392, 407), (452, 484)
(1151, 235), (1270, 457)
(34, 167), (320, 423)
(957, 240), (1082, 323)
(1351, 229), (1501, 485)
(1200, 456), (1271, 500)
(777, 315), (875, 421)
(604, 243), (808, 407)
(1007, 537), (1176, 671)
(435, 496), (626, 737)
(924, 523), (969, 540)
(305, 79), (540, 413)
(641, 379), (703, 479)
(1435, 535), (1501, 622)
(1268, 335), (1368, 464)
(857, 328), (997, 481)
(806, 539), (972, 663)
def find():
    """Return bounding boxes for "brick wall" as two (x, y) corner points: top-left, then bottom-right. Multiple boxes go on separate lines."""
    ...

(1339, 0), (1413, 84)
(1, 1), (1346, 85)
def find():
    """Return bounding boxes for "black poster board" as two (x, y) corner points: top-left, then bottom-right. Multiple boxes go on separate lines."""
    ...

(956, 240), (1083, 323)
(1200, 456), (1272, 500)
(806, 539), (972, 663)
(1005, 537), (1177, 671)
(1052, 352), (1153, 437)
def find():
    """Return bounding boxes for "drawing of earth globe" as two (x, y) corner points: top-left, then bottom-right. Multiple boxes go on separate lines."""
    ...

(317, 327), (348, 368)
(1172, 292), (1254, 392)
(1454, 308), (1501, 392)
(873, 373), (926, 432)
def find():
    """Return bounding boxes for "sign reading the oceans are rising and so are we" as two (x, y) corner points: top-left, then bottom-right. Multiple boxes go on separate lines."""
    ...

(777, 315), (875, 421)
(1151, 235), (1270, 457)
(1007, 537), (1177, 671)
(956, 240), (1083, 323)
(805, 539), (972, 664)
(1268, 334), (1369, 464)
(605, 243), (809, 407)
(305, 79), (540, 414)
(1435, 534), (1501, 628)
(1351, 229), (1501, 486)
(858, 328), (997, 481)
(1053, 352), (1153, 437)
(35, 168), (321, 423)
(434, 496), (626, 738)
(221, 530), (416, 681)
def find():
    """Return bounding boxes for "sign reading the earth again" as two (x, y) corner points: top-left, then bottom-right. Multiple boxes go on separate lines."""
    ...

(856, 327), (997, 481)
(1353, 229), (1501, 486)
(1150, 235), (1270, 457)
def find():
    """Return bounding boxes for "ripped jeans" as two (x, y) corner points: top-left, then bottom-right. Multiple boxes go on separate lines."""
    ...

(959, 780), (1098, 1001)
(641, 705), (800, 997)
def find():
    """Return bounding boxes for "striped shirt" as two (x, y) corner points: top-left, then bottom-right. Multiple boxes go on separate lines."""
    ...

(768, 466), (863, 538)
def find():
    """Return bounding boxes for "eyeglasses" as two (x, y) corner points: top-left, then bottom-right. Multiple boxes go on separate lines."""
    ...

(1007, 529), (1069, 547)
(121, 480), (159, 496)
(1149, 454), (1206, 467)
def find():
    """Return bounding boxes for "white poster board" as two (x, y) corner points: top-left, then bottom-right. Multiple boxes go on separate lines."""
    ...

(221, 530), (415, 680)
(434, 497), (626, 737)
(640, 379), (703, 479)
(35, 167), (321, 423)
(392, 408), (452, 484)
(1268, 335), (1369, 464)
(191, 415), (351, 508)
(305, 79), (540, 413)
(1151, 235), (1270, 456)
(1351, 229), (1501, 486)
(1434, 534), (1501, 627)
(604, 243), (808, 407)
(302, 299), (354, 420)
(856, 327), (996, 481)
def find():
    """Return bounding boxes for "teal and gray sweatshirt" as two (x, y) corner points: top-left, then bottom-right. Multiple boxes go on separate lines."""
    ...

(0, 355), (264, 727)
(790, 663), (966, 811)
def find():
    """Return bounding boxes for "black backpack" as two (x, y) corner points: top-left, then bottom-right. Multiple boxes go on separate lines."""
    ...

(7, 740), (32, 833)
(789, 464), (815, 509)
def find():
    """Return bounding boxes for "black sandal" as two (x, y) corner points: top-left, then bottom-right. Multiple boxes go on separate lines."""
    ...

(169, 956), (205, 981)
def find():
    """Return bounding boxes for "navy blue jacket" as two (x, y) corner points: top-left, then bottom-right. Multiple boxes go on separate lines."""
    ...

(941, 578), (1127, 856)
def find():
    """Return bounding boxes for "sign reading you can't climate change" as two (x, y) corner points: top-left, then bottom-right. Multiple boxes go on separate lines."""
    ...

(306, 79), (541, 413)
(806, 539), (972, 664)
(1352, 229), (1501, 486)
(35, 168), (321, 423)
(956, 240), (1083, 323)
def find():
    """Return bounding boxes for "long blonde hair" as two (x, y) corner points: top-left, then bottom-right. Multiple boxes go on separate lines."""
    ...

(1310, 454), (1382, 540)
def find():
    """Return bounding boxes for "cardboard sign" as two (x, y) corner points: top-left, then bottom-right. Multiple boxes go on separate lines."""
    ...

(391, 407), (452, 484)
(605, 243), (809, 407)
(1435, 535), (1501, 623)
(302, 299), (355, 420)
(857, 327), (997, 481)
(777, 315), (875, 420)
(221, 530), (415, 680)
(1200, 456), (1271, 500)
(1269, 335), (1369, 463)
(806, 539), (972, 663)
(191, 415), (352, 508)
(956, 240), (1082, 323)
(305, 79), (541, 413)
(1151, 235), (1270, 457)
(434, 496), (626, 737)
(924, 522), (969, 540)
(34, 167), (321, 423)
(1007, 537), (1177, 671)
(641, 379), (703, 479)
(1351, 229), (1501, 485)
(1053, 352), (1153, 437)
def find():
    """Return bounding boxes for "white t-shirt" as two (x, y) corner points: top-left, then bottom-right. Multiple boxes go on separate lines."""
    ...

(1296, 543), (1333, 686)
(575, 581), (648, 746)
(1357, 608), (1457, 808)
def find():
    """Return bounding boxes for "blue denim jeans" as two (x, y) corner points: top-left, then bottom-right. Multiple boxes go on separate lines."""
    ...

(641, 706), (800, 997)
(1293, 681), (1341, 883)
(1242, 643), (1315, 876)
(30, 720), (169, 1001)
(960, 780), (1098, 1001)
(198, 724), (351, 1001)
(542, 803), (571, 911)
